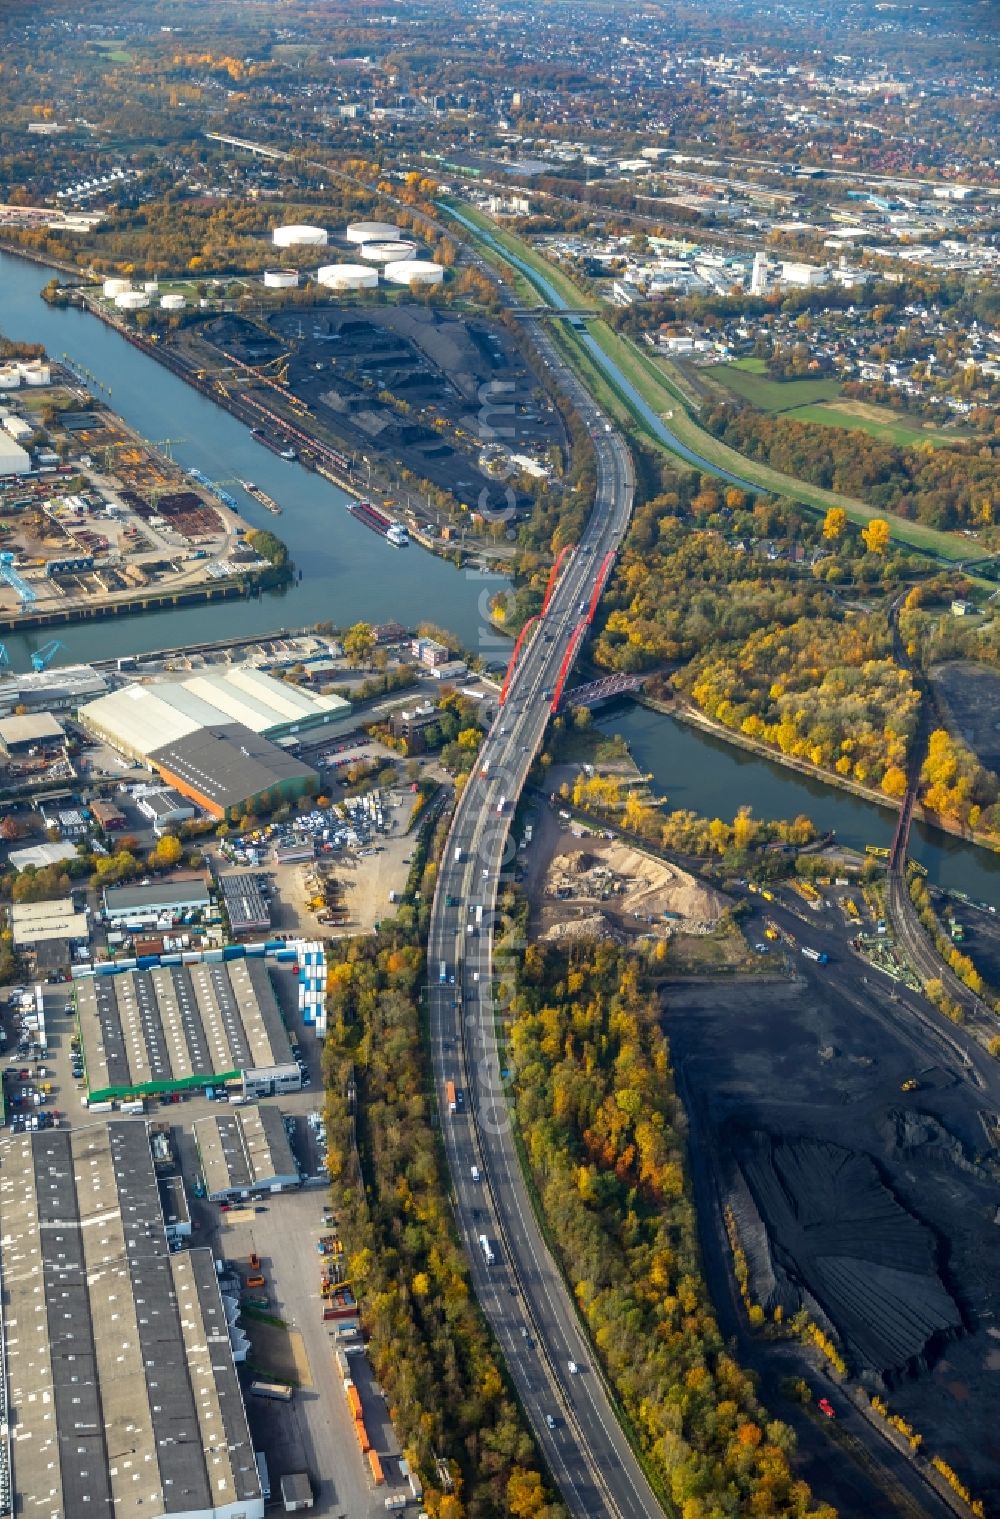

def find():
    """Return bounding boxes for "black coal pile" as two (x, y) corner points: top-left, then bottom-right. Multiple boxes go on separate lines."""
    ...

(736, 1132), (962, 1380)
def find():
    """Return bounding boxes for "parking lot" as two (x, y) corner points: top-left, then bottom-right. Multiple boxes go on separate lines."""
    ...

(218, 1189), (409, 1518)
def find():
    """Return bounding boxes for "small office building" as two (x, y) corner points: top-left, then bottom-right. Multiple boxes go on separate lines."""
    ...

(103, 877), (212, 927)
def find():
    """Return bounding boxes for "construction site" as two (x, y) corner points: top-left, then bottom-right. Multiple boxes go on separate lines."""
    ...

(0, 374), (266, 633)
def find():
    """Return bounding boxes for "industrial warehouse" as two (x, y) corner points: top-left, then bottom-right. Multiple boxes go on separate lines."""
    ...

(74, 958), (301, 1103)
(78, 666), (344, 818)
(0, 1122), (263, 1519)
(193, 1104), (299, 1201)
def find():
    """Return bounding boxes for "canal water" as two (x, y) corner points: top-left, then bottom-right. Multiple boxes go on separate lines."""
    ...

(4, 250), (1000, 906)
(0, 250), (510, 666)
(602, 705), (1000, 906)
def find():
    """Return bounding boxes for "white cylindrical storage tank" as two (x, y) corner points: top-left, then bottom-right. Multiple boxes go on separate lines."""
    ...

(0, 366), (21, 390)
(360, 239), (416, 263)
(384, 259), (444, 287)
(19, 361), (51, 386)
(346, 220), (403, 245)
(317, 263), (379, 291)
(160, 293), (186, 311)
(103, 277), (131, 298)
(115, 290), (149, 310)
(263, 267), (300, 289)
(143, 281), (159, 295)
(272, 223), (327, 248)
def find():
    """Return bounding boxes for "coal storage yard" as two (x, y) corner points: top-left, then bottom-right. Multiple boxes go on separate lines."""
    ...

(664, 974), (1000, 1514)
(732, 1130), (963, 1379)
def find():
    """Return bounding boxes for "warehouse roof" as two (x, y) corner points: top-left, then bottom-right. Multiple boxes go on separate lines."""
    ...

(0, 1122), (261, 1519)
(182, 666), (349, 731)
(218, 872), (271, 934)
(79, 668), (348, 758)
(104, 877), (211, 915)
(80, 682), (220, 757)
(0, 711), (65, 749)
(10, 896), (89, 946)
(75, 959), (295, 1099)
(194, 1104), (298, 1198)
(151, 724), (317, 812)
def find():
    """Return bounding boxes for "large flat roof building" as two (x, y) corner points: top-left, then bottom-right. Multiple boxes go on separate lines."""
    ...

(10, 896), (89, 949)
(79, 668), (349, 762)
(75, 959), (300, 1102)
(0, 1122), (263, 1519)
(151, 724), (319, 820)
(193, 1105), (299, 1201)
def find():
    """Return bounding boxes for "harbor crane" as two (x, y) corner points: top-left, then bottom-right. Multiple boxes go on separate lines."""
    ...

(0, 552), (37, 607)
(31, 640), (64, 672)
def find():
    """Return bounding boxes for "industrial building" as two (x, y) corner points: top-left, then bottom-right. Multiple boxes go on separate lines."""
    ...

(79, 667), (350, 760)
(193, 1104), (299, 1201)
(0, 662), (107, 716)
(0, 429), (30, 475)
(75, 958), (301, 1103)
(136, 786), (197, 833)
(0, 711), (66, 755)
(10, 896), (89, 952)
(218, 872), (272, 936)
(79, 670), (335, 819)
(0, 1122), (263, 1519)
(103, 877), (212, 926)
(152, 724), (319, 819)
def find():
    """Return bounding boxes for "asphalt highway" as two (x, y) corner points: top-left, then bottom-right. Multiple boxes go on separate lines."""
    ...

(426, 342), (668, 1516)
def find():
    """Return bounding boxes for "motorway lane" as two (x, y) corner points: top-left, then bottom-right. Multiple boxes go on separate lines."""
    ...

(428, 411), (666, 1516)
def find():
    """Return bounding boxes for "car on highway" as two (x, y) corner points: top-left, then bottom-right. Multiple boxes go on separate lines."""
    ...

(568, 1360), (579, 1375)
(817, 1397), (836, 1419)
(546, 1414), (557, 1430)
(471, 1165), (480, 1182)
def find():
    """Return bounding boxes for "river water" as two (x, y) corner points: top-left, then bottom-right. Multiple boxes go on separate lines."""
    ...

(0, 250), (510, 666)
(602, 705), (1000, 906)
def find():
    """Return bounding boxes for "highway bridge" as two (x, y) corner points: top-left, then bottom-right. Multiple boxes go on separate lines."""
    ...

(427, 323), (664, 1517)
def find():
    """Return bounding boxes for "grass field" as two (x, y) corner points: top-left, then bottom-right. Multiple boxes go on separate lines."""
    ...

(782, 399), (963, 448)
(449, 203), (989, 568)
(731, 356), (767, 373)
(703, 363), (842, 412)
(90, 39), (132, 61)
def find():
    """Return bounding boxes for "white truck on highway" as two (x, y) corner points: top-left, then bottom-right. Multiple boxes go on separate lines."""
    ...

(479, 1234), (495, 1265)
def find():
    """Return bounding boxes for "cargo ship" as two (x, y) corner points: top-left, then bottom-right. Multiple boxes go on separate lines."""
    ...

(346, 497), (409, 547)
(237, 480), (282, 516)
(251, 427), (296, 461)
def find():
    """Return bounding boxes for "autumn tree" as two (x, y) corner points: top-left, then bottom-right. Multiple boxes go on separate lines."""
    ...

(822, 507), (847, 541)
(861, 517), (891, 555)
(342, 621), (376, 667)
